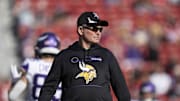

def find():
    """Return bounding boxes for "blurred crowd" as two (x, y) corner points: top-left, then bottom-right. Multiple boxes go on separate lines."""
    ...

(1, 0), (179, 101)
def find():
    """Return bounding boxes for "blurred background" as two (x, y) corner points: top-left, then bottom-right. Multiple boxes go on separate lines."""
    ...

(0, 0), (179, 101)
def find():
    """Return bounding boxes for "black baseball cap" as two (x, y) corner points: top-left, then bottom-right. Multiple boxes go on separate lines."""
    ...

(77, 11), (108, 26)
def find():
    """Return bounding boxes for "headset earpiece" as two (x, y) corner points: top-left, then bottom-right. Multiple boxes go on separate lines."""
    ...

(80, 26), (84, 33)
(80, 26), (83, 30)
(78, 26), (84, 35)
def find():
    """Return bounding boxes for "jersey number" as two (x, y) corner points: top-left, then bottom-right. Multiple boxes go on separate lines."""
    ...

(33, 74), (61, 101)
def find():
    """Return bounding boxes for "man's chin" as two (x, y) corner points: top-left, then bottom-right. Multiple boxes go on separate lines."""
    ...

(92, 41), (99, 44)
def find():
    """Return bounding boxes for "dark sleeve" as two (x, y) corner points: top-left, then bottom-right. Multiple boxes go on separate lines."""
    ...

(39, 54), (62, 101)
(108, 52), (131, 101)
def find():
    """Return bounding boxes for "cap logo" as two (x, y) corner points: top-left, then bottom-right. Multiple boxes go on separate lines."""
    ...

(93, 13), (99, 19)
(87, 17), (97, 24)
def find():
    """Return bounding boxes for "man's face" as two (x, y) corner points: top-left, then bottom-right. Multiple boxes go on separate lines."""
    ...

(81, 25), (103, 44)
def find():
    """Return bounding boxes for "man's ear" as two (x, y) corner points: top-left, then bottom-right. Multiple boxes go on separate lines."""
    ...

(78, 26), (83, 36)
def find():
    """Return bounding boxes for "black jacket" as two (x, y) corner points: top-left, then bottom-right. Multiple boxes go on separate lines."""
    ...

(39, 41), (131, 101)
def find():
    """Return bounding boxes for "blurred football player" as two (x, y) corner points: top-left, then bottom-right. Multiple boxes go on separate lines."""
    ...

(139, 82), (158, 101)
(9, 32), (62, 101)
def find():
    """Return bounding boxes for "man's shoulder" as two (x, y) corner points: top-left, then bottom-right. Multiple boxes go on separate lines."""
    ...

(131, 99), (160, 101)
(22, 58), (41, 65)
(98, 46), (114, 55)
(57, 48), (70, 55)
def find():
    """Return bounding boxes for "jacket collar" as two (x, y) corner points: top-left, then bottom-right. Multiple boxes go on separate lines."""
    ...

(68, 41), (101, 51)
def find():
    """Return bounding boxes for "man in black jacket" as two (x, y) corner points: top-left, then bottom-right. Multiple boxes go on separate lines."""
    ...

(39, 11), (131, 101)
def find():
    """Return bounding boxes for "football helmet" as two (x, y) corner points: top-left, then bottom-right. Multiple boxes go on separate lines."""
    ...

(35, 32), (60, 56)
(140, 82), (155, 95)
